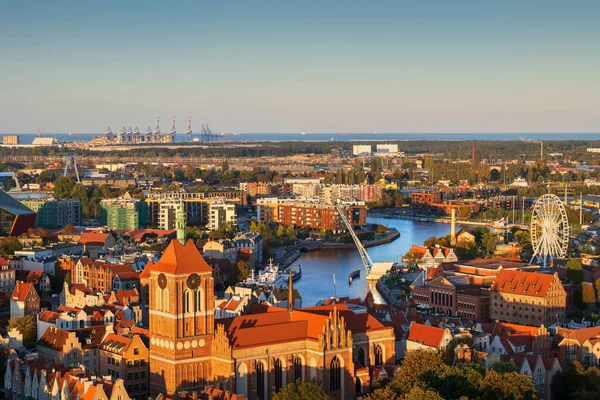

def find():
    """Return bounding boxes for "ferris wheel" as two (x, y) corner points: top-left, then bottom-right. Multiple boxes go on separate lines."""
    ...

(530, 194), (569, 268)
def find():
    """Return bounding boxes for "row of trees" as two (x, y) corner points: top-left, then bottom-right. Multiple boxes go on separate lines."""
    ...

(362, 349), (536, 400)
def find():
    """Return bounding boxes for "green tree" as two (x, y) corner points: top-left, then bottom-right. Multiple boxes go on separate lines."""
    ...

(236, 261), (249, 282)
(567, 258), (584, 284)
(479, 370), (537, 400)
(274, 380), (330, 400)
(8, 315), (37, 349)
(582, 282), (596, 304)
(285, 225), (297, 242)
(276, 224), (286, 240)
(52, 176), (75, 199)
(594, 278), (600, 301)
(0, 237), (23, 255)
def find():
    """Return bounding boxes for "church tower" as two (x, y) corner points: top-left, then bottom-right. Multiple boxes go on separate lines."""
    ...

(148, 239), (217, 397)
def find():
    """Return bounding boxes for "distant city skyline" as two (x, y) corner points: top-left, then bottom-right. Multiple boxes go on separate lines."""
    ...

(1, 1), (599, 134)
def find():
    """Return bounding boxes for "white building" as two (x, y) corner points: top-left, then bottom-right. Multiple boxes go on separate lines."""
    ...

(376, 143), (399, 154)
(158, 200), (185, 230)
(209, 202), (237, 231)
(353, 144), (372, 156)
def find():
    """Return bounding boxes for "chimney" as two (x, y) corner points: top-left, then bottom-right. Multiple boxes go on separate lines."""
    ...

(450, 209), (456, 246)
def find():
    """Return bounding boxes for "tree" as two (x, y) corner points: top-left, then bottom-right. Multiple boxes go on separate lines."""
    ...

(0, 237), (23, 255)
(236, 261), (249, 282)
(52, 176), (75, 200)
(479, 370), (536, 400)
(424, 236), (438, 247)
(582, 282), (596, 304)
(273, 380), (330, 400)
(594, 278), (600, 301)
(0, 290), (9, 307)
(8, 315), (36, 349)
(567, 258), (584, 284)
(285, 225), (297, 242)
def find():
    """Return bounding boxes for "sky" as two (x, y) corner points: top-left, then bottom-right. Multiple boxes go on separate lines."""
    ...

(0, 0), (599, 134)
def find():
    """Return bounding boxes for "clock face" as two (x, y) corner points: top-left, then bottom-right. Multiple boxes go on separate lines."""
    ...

(187, 273), (201, 290)
(158, 273), (167, 289)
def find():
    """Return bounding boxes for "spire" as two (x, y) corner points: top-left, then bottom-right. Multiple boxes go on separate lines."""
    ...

(176, 201), (186, 245)
(287, 268), (294, 314)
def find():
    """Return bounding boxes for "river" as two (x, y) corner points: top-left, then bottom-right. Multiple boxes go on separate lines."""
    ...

(289, 217), (458, 306)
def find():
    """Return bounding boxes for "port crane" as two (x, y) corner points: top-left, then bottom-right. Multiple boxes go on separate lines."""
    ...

(335, 204), (393, 280)
(185, 117), (193, 142)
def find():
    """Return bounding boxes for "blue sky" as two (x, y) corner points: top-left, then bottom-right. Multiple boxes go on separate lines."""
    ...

(0, 0), (599, 133)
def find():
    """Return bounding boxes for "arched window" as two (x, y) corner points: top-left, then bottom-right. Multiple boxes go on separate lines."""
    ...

(330, 356), (341, 391)
(155, 287), (162, 311)
(163, 288), (169, 312)
(374, 345), (383, 365)
(183, 290), (193, 313)
(274, 358), (283, 392)
(357, 347), (366, 367)
(196, 288), (204, 311)
(256, 362), (265, 400)
(293, 356), (303, 382)
(236, 363), (248, 397)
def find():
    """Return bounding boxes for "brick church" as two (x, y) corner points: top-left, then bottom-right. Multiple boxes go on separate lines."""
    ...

(148, 239), (395, 399)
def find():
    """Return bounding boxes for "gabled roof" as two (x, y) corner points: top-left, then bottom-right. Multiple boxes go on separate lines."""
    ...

(78, 231), (110, 244)
(101, 333), (132, 355)
(491, 270), (559, 298)
(11, 281), (37, 302)
(139, 259), (153, 279)
(38, 326), (72, 352)
(560, 325), (600, 346)
(152, 239), (212, 274)
(407, 322), (447, 348)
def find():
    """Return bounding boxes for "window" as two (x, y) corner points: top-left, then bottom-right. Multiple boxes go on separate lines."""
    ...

(330, 357), (341, 391)
(256, 362), (265, 399)
(357, 348), (366, 367)
(275, 359), (283, 392)
(374, 345), (383, 365)
(293, 356), (303, 382)
(134, 347), (139, 355)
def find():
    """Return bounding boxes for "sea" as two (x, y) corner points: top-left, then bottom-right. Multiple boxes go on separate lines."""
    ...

(5, 132), (600, 144)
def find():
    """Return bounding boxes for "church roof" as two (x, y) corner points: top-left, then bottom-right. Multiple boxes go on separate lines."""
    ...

(152, 239), (212, 274)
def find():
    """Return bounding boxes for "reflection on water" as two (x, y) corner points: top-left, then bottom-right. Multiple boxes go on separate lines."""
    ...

(290, 217), (459, 306)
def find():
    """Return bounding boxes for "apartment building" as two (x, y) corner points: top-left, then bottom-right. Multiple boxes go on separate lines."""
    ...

(20, 196), (82, 230)
(256, 198), (366, 231)
(100, 196), (147, 230)
(209, 202), (237, 231)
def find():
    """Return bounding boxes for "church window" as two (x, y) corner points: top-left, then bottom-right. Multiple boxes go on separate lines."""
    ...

(357, 348), (366, 367)
(330, 357), (341, 391)
(275, 358), (283, 392)
(163, 288), (169, 312)
(293, 356), (303, 381)
(256, 362), (265, 399)
(374, 345), (383, 365)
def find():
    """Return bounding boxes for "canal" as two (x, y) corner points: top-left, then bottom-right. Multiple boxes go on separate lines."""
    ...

(289, 217), (458, 306)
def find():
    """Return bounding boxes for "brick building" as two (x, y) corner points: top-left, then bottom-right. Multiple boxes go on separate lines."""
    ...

(72, 258), (134, 293)
(256, 198), (366, 231)
(10, 281), (40, 317)
(411, 191), (442, 208)
(99, 333), (149, 399)
(490, 270), (566, 326)
(147, 239), (395, 399)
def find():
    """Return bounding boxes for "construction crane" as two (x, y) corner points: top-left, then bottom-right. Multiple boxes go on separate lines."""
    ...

(335, 204), (394, 280)
(63, 153), (81, 183)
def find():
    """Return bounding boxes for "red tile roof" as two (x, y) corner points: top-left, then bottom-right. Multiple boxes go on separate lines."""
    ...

(407, 322), (447, 348)
(139, 259), (153, 279)
(11, 281), (36, 302)
(561, 325), (600, 345)
(78, 231), (109, 244)
(152, 239), (212, 274)
(491, 270), (559, 298)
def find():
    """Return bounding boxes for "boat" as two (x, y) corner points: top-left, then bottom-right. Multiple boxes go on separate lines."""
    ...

(330, 137), (335, 141)
(68, 132), (84, 137)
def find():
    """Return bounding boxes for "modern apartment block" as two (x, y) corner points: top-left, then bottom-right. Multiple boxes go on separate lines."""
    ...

(209, 202), (237, 230)
(100, 197), (147, 230)
(256, 198), (366, 231)
(20, 196), (81, 229)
